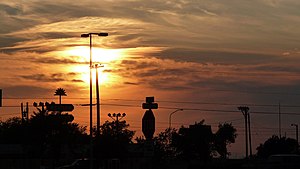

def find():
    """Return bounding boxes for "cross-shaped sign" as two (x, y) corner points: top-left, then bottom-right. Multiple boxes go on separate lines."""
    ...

(142, 96), (158, 140)
(142, 96), (158, 109)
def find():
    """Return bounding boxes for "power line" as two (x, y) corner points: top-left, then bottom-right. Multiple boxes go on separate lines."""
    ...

(2, 102), (300, 116)
(3, 97), (300, 108)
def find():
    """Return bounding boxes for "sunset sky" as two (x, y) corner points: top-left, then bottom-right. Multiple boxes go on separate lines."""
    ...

(1, 0), (300, 158)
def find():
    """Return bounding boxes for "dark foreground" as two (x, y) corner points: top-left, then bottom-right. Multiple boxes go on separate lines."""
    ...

(1, 157), (300, 169)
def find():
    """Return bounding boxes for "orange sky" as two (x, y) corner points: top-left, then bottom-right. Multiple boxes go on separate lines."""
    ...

(1, 0), (300, 158)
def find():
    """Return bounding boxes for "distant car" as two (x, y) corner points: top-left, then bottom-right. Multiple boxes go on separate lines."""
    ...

(265, 154), (300, 169)
(56, 159), (96, 169)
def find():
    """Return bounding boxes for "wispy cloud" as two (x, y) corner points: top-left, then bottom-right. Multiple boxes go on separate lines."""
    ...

(20, 72), (82, 83)
(1, 0), (298, 55)
(1, 0), (300, 156)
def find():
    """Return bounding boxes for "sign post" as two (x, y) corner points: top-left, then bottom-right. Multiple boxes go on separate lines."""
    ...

(142, 97), (158, 159)
(142, 97), (158, 140)
(46, 103), (74, 112)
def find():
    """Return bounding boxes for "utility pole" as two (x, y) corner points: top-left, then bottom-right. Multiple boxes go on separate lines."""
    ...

(247, 112), (252, 157)
(279, 102), (282, 138)
(94, 64), (104, 137)
(238, 106), (250, 159)
(81, 32), (108, 169)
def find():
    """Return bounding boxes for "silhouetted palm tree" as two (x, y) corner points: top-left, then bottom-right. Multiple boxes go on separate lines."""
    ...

(54, 88), (67, 104)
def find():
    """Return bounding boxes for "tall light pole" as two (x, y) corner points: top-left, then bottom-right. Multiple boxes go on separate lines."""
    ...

(93, 63), (104, 137)
(291, 123), (299, 144)
(169, 109), (183, 129)
(81, 32), (108, 169)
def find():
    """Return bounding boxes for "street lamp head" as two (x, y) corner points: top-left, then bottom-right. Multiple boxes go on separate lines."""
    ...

(81, 32), (108, 37)
(81, 33), (90, 37)
(98, 32), (108, 36)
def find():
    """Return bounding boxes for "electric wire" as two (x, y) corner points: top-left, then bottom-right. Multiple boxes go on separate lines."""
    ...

(2, 102), (300, 115)
(3, 97), (300, 108)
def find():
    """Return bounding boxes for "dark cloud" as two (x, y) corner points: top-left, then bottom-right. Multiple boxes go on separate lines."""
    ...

(120, 60), (138, 65)
(31, 56), (82, 65)
(0, 36), (27, 48)
(120, 59), (160, 70)
(36, 32), (76, 39)
(250, 62), (300, 74)
(114, 59), (198, 90)
(71, 79), (84, 83)
(67, 72), (78, 76)
(115, 34), (141, 42)
(154, 48), (281, 65)
(0, 4), (23, 15)
(134, 67), (193, 78)
(186, 75), (300, 100)
(147, 78), (191, 91)
(28, 2), (109, 19)
(2, 85), (52, 98)
(115, 59), (197, 82)
(20, 72), (81, 82)
(123, 82), (139, 85)
(21, 74), (64, 82)
(103, 69), (115, 73)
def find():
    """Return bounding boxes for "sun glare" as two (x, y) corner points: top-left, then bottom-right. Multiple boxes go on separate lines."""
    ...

(69, 65), (110, 85)
(63, 46), (125, 86)
(66, 46), (123, 63)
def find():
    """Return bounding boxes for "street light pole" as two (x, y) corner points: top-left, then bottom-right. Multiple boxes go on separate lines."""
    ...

(168, 109), (183, 129)
(291, 123), (299, 144)
(81, 32), (108, 169)
(94, 63), (104, 137)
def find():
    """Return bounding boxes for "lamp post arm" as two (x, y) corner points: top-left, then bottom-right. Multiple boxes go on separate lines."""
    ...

(169, 109), (183, 129)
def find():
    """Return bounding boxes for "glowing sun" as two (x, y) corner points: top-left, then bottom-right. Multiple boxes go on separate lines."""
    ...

(63, 46), (124, 85)
(66, 46), (123, 63)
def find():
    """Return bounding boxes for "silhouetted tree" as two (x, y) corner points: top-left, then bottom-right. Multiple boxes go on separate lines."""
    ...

(213, 123), (237, 159)
(0, 117), (24, 144)
(154, 120), (238, 161)
(172, 120), (213, 161)
(28, 110), (88, 158)
(0, 109), (88, 160)
(94, 120), (135, 159)
(153, 128), (178, 160)
(256, 135), (299, 158)
(54, 88), (67, 104)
